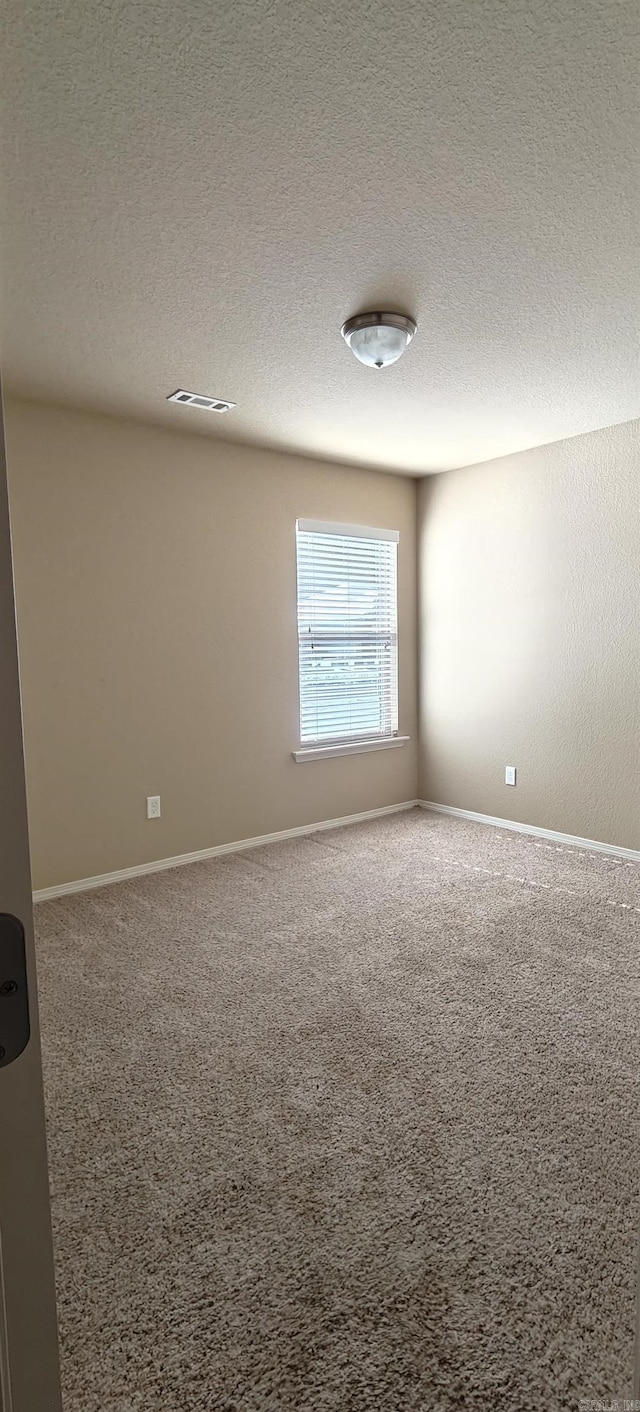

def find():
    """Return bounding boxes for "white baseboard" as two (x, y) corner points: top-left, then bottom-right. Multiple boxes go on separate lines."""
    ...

(418, 800), (640, 863)
(33, 800), (420, 902)
(33, 797), (638, 902)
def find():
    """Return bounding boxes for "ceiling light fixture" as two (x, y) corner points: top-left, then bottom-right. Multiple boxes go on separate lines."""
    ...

(341, 311), (417, 369)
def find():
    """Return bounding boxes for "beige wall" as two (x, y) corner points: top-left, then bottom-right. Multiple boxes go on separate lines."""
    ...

(7, 399), (637, 888)
(5, 399), (418, 889)
(418, 420), (640, 849)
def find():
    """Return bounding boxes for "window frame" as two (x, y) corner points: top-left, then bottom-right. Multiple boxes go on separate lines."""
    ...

(294, 519), (408, 762)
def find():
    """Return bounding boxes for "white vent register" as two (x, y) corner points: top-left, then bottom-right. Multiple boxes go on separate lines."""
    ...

(295, 519), (406, 762)
(167, 389), (235, 413)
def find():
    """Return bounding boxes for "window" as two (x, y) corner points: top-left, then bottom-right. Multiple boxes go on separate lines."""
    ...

(295, 519), (400, 755)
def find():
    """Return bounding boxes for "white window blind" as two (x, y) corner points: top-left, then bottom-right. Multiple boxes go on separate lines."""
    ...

(296, 519), (399, 746)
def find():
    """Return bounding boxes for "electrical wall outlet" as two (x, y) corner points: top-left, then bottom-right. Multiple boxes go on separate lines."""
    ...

(146, 795), (161, 819)
(505, 766), (517, 786)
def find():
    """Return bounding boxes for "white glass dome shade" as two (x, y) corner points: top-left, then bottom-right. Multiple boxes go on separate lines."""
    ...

(341, 312), (417, 368)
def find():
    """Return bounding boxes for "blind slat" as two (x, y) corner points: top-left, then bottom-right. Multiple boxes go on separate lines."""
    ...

(296, 521), (399, 746)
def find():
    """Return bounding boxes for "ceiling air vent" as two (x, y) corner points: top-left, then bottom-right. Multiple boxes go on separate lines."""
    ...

(167, 389), (235, 413)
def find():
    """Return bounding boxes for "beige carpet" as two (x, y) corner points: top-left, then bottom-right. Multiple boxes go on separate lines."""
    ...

(35, 808), (640, 1411)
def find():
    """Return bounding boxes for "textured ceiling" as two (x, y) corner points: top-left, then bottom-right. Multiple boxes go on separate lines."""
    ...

(1, 0), (638, 475)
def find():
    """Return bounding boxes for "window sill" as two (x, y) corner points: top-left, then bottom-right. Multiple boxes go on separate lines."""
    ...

(293, 736), (410, 763)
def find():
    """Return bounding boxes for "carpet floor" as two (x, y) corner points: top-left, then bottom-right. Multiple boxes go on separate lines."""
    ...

(35, 809), (640, 1411)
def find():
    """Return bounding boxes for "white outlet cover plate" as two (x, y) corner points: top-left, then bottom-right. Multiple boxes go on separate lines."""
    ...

(146, 795), (161, 818)
(505, 766), (517, 786)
